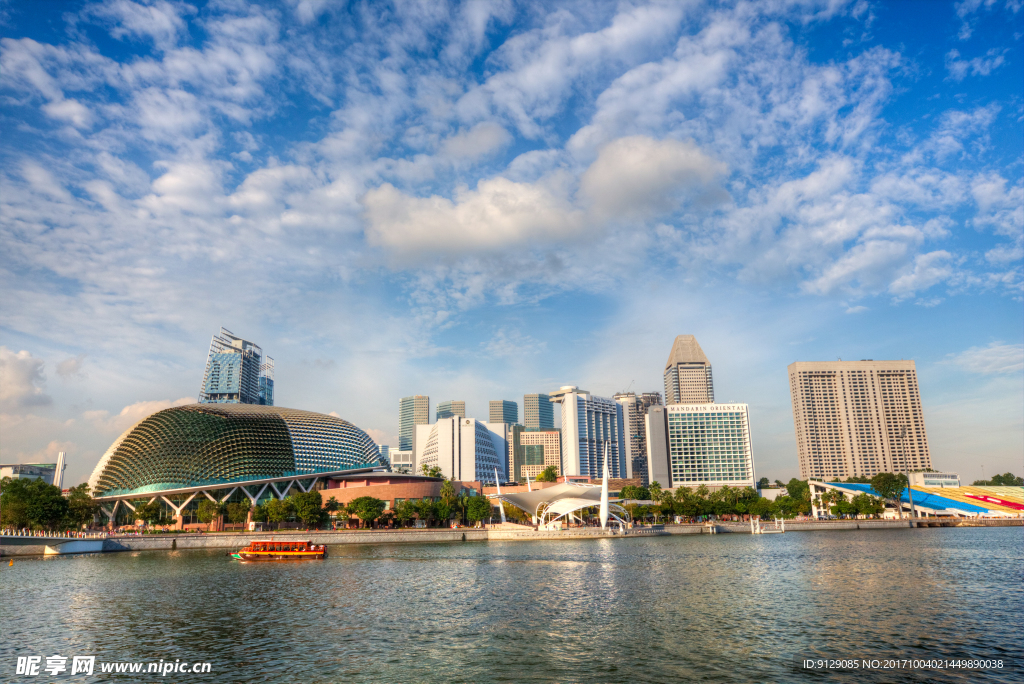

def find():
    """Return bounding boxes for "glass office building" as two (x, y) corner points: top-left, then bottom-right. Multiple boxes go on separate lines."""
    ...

(436, 400), (466, 421)
(524, 393), (554, 429)
(489, 400), (519, 425)
(199, 328), (274, 405)
(399, 395), (429, 451)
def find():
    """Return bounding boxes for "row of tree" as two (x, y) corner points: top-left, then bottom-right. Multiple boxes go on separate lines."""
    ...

(0, 478), (100, 531)
(971, 472), (1022, 486)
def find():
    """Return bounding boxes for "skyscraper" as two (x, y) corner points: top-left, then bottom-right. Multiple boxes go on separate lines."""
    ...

(524, 393), (554, 429)
(664, 335), (714, 404)
(788, 360), (932, 481)
(436, 400), (466, 421)
(416, 417), (507, 483)
(556, 387), (626, 479)
(489, 400), (519, 425)
(199, 328), (274, 405)
(508, 425), (561, 482)
(399, 395), (430, 452)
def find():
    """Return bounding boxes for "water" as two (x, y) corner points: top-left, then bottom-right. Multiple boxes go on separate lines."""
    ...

(3, 527), (1022, 683)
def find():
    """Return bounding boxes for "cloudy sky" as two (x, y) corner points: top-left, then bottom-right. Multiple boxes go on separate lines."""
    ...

(1, 0), (1021, 487)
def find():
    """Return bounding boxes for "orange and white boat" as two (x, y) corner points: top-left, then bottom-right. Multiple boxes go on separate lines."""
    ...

(230, 539), (326, 561)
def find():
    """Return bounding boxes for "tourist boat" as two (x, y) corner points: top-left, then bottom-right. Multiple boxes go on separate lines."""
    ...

(230, 539), (326, 561)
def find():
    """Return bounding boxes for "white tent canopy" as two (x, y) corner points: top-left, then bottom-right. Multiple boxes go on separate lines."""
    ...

(489, 482), (631, 527)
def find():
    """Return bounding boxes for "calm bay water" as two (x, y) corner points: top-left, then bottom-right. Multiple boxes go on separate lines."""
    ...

(3, 527), (1022, 683)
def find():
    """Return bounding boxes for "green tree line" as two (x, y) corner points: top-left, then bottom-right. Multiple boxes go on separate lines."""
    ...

(1, 479), (99, 531)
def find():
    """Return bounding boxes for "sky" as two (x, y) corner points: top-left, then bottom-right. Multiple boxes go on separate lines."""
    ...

(1, 0), (1021, 488)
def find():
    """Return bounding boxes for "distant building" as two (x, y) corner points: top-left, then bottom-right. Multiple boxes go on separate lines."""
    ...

(664, 335), (714, 405)
(614, 392), (662, 484)
(556, 387), (626, 479)
(389, 450), (415, 474)
(524, 393), (554, 429)
(508, 425), (561, 482)
(436, 400), (466, 421)
(489, 400), (519, 425)
(0, 463), (57, 484)
(909, 471), (960, 488)
(787, 360), (932, 481)
(398, 395), (429, 452)
(647, 403), (755, 491)
(198, 327), (274, 405)
(415, 417), (506, 483)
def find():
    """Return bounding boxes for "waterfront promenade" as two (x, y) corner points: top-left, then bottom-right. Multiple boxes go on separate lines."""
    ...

(2, 518), (1018, 556)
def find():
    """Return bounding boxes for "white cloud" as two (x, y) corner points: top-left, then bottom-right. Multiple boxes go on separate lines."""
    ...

(579, 136), (727, 219)
(56, 354), (87, 378)
(945, 48), (1006, 81)
(84, 0), (193, 51)
(0, 348), (51, 411)
(83, 397), (195, 434)
(888, 250), (954, 298)
(440, 122), (512, 160)
(944, 342), (1024, 375)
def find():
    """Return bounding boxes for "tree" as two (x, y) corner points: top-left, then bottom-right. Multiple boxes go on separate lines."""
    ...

(434, 499), (453, 525)
(649, 481), (663, 503)
(0, 477), (31, 528)
(757, 477), (769, 488)
(134, 500), (162, 525)
(349, 496), (386, 528)
(415, 498), (436, 526)
(293, 491), (326, 529)
(251, 503), (268, 522)
(466, 496), (493, 524)
(196, 499), (224, 525)
(394, 499), (417, 527)
(870, 472), (908, 518)
(65, 483), (100, 528)
(439, 479), (456, 504)
(535, 466), (558, 482)
(226, 501), (251, 525)
(785, 478), (810, 502)
(2, 478), (74, 531)
(264, 498), (294, 524)
(420, 463), (443, 478)
(973, 472), (1023, 486)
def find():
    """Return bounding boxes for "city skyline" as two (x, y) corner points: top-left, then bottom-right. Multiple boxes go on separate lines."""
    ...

(1, 1), (1020, 488)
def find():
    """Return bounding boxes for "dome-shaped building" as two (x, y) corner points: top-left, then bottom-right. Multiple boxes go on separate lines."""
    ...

(88, 404), (385, 499)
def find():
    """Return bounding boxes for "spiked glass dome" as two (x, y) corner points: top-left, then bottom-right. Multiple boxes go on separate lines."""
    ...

(88, 404), (383, 497)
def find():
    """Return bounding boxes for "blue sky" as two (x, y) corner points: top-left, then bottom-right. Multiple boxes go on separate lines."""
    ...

(1, 0), (1021, 487)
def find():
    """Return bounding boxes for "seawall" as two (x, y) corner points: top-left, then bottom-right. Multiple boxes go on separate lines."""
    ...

(2, 518), (1019, 556)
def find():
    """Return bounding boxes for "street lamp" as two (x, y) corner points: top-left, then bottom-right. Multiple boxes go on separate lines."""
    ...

(899, 424), (916, 524)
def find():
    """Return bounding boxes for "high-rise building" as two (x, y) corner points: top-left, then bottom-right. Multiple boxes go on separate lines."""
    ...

(787, 360), (932, 481)
(646, 403), (755, 490)
(415, 417), (507, 483)
(524, 393), (554, 429)
(507, 425), (561, 482)
(556, 387), (626, 479)
(399, 395), (430, 452)
(489, 400), (519, 425)
(198, 328), (274, 405)
(664, 335), (714, 405)
(436, 400), (466, 421)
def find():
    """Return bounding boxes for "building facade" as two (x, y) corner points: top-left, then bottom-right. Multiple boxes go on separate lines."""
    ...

(558, 389), (626, 479)
(909, 471), (960, 488)
(415, 417), (507, 483)
(388, 450), (415, 474)
(507, 425), (561, 482)
(398, 395), (429, 451)
(524, 393), (554, 429)
(617, 391), (662, 484)
(647, 403), (755, 490)
(489, 400), (519, 425)
(663, 335), (714, 405)
(198, 327), (274, 405)
(787, 360), (932, 481)
(436, 400), (466, 421)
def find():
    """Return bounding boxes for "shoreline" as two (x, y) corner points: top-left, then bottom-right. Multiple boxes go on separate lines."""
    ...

(2, 518), (1019, 556)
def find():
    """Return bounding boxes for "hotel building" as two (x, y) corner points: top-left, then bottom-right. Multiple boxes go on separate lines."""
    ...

(198, 327), (274, 405)
(787, 360), (932, 480)
(646, 403), (755, 490)
(414, 417), (507, 483)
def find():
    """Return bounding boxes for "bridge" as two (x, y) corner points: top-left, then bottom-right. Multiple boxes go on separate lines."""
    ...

(1, 533), (107, 555)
